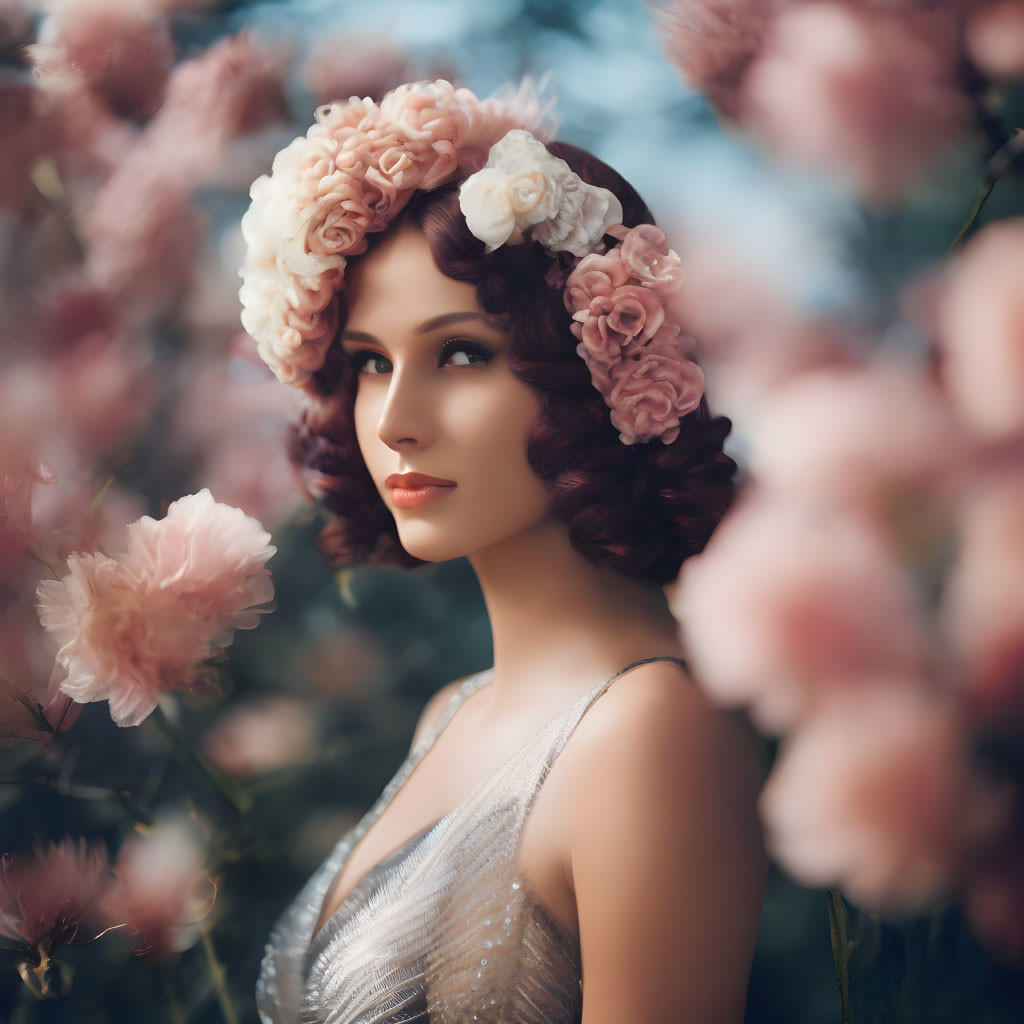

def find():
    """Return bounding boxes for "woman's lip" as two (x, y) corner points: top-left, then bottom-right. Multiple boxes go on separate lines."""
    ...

(386, 472), (456, 488)
(390, 484), (457, 510)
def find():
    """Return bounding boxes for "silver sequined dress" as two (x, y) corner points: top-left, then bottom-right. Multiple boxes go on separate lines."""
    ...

(256, 656), (686, 1024)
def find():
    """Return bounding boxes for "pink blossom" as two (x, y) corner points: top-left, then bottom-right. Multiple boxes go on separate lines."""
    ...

(202, 696), (319, 777)
(671, 493), (929, 732)
(617, 224), (684, 296)
(942, 469), (1024, 716)
(750, 361), (966, 515)
(147, 32), (290, 183)
(657, 0), (778, 118)
(563, 250), (630, 312)
(938, 218), (1024, 442)
(28, 0), (176, 120)
(0, 838), (112, 991)
(760, 686), (1008, 909)
(304, 34), (410, 106)
(103, 818), (213, 959)
(84, 156), (202, 304)
(574, 285), (666, 361)
(606, 336), (705, 445)
(742, 2), (969, 202)
(967, 1), (1024, 78)
(36, 490), (276, 727)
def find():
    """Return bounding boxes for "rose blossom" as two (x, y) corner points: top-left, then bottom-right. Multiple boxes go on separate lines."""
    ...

(742, 2), (969, 202)
(938, 218), (1024, 442)
(0, 838), (112, 992)
(617, 224), (684, 296)
(671, 492), (929, 732)
(102, 818), (213, 959)
(760, 686), (1009, 909)
(36, 490), (276, 727)
(606, 336), (705, 445)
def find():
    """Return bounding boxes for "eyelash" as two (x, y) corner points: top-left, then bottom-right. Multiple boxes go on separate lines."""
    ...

(349, 338), (494, 375)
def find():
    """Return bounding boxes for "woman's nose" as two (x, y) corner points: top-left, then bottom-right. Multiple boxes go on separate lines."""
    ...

(375, 366), (435, 451)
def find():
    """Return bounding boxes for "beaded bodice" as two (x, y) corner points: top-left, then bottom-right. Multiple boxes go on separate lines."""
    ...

(256, 657), (685, 1024)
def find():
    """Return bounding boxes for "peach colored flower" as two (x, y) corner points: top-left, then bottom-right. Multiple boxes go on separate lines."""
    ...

(28, 0), (175, 120)
(202, 696), (319, 777)
(0, 838), (112, 991)
(103, 818), (213, 959)
(939, 218), (1024, 442)
(942, 468), (1024, 716)
(573, 285), (666, 362)
(760, 686), (1008, 909)
(606, 336), (705, 445)
(742, 2), (969, 202)
(672, 493), (929, 732)
(36, 490), (276, 726)
(967, 1), (1024, 78)
(563, 250), (631, 312)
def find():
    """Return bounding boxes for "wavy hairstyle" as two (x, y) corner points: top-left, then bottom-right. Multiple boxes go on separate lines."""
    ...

(289, 143), (738, 584)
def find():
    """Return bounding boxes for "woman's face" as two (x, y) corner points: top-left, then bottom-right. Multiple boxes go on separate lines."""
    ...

(341, 222), (554, 563)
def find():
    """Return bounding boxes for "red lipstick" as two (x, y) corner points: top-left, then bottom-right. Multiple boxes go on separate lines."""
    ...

(386, 473), (457, 510)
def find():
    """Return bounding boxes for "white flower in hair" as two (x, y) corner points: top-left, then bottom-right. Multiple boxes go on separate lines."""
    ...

(459, 129), (622, 257)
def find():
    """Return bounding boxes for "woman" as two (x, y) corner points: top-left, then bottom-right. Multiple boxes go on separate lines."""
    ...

(244, 81), (766, 1024)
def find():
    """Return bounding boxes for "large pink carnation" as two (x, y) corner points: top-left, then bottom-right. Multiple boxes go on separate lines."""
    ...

(36, 490), (275, 727)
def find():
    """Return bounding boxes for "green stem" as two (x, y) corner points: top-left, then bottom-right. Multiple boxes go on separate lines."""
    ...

(827, 888), (854, 1024)
(201, 928), (238, 1024)
(151, 706), (251, 815)
(948, 128), (1024, 253)
(0, 776), (152, 826)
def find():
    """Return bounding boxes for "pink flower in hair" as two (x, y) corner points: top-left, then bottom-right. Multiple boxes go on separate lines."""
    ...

(564, 250), (630, 312)
(607, 334), (705, 445)
(618, 224), (684, 296)
(573, 285), (666, 362)
(36, 490), (275, 726)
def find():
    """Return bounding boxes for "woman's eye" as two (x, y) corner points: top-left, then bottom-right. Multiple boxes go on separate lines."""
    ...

(439, 338), (492, 368)
(350, 351), (392, 375)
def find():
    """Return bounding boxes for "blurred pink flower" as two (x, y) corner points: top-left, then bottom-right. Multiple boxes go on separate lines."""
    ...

(742, 2), (969, 202)
(749, 361), (965, 515)
(0, 838), (111, 991)
(304, 34), (410, 106)
(0, 78), (43, 211)
(942, 469), (1024, 715)
(103, 818), (214, 959)
(36, 490), (276, 726)
(657, 0), (778, 118)
(671, 492), (929, 731)
(202, 696), (319, 777)
(147, 32), (290, 183)
(760, 686), (1007, 909)
(28, 0), (176, 120)
(938, 218), (1024, 442)
(967, 1), (1024, 78)
(84, 155), (203, 304)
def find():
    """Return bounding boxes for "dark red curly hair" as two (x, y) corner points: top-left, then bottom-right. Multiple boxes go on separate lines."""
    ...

(289, 143), (738, 584)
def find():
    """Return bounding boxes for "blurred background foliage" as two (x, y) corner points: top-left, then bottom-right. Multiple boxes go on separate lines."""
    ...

(2, 0), (1023, 1022)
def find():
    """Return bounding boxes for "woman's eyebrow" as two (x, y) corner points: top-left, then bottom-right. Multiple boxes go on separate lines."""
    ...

(340, 330), (378, 346)
(415, 312), (485, 334)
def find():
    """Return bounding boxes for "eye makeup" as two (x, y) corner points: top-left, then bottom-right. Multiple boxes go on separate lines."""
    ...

(345, 336), (497, 374)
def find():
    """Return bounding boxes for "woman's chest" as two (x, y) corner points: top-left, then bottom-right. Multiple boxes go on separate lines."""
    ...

(316, 718), (582, 943)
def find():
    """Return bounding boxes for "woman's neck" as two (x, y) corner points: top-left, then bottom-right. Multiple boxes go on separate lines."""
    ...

(467, 515), (683, 716)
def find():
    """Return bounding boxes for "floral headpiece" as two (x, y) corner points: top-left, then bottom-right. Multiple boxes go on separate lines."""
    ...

(239, 80), (704, 445)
